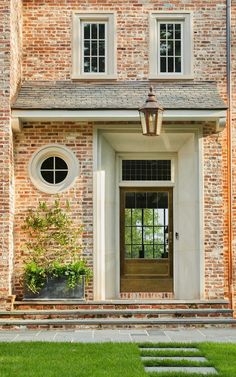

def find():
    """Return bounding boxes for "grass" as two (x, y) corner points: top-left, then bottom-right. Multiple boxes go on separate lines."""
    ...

(140, 349), (203, 357)
(0, 342), (146, 377)
(0, 342), (236, 377)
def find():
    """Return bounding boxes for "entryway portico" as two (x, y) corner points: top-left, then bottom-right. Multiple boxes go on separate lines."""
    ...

(94, 125), (205, 300)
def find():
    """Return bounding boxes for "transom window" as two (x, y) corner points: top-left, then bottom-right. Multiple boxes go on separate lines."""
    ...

(122, 160), (171, 181)
(159, 22), (182, 74)
(82, 22), (107, 74)
(40, 157), (68, 184)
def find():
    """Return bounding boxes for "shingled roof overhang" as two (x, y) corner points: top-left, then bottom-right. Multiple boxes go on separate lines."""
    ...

(11, 81), (227, 131)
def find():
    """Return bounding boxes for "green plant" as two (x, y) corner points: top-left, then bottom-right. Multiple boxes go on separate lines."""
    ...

(24, 261), (46, 294)
(22, 199), (92, 294)
(50, 260), (93, 289)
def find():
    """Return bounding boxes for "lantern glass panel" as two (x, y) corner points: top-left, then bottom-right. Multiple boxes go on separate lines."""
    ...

(148, 111), (158, 135)
(140, 111), (147, 135)
(156, 110), (163, 135)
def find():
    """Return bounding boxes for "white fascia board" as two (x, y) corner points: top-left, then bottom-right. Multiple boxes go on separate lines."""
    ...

(11, 109), (227, 123)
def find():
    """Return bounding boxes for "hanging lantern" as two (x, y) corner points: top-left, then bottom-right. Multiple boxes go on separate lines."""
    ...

(139, 86), (164, 136)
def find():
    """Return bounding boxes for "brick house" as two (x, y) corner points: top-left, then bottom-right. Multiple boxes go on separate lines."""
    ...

(1, 0), (236, 322)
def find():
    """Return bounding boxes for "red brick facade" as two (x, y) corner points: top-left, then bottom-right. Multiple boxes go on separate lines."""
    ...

(13, 122), (94, 299)
(231, 2), (236, 313)
(0, 0), (22, 309)
(1, 0), (235, 310)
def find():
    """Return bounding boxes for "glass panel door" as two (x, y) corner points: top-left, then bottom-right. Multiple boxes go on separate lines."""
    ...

(124, 191), (169, 259)
(120, 187), (173, 293)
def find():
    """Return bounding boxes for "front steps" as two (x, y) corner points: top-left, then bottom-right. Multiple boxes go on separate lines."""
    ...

(0, 299), (234, 330)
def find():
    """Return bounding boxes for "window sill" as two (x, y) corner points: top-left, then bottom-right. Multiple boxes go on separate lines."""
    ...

(149, 75), (194, 80)
(71, 74), (118, 80)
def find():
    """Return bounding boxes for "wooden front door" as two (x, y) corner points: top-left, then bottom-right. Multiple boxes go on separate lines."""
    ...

(120, 188), (173, 292)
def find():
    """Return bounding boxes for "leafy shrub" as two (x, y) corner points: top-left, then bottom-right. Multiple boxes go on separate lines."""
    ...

(23, 199), (92, 294)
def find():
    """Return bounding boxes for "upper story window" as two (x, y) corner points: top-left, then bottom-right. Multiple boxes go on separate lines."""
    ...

(82, 22), (106, 74)
(72, 12), (117, 79)
(159, 22), (182, 74)
(149, 12), (193, 79)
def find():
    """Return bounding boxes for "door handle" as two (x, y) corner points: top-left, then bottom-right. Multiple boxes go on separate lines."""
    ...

(168, 231), (172, 245)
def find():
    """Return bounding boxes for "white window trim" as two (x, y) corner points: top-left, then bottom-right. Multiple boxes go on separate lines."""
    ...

(72, 12), (117, 79)
(149, 12), (193, 80)
(29, 144), (79, 194)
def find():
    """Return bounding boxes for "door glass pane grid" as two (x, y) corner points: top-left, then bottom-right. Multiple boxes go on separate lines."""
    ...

(82, 22), (106, 73)
(122, 160), (171, 181)
(159, 22), (182, 73)
(124, 192), (169, 260)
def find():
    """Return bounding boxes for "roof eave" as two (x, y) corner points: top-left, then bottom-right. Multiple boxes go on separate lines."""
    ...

(11, 108), (227, 133)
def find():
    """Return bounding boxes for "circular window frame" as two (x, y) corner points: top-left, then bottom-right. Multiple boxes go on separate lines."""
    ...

(29, 144), (79, 194)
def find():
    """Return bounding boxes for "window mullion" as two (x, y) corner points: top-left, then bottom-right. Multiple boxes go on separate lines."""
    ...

(173, 23), (176, 72)
(105, 23), (107, 74)
(53, 157), (56, 185)
(181, 22), (184, 74)
(82, 23), (85, 74)
(166, 23), (168, 73)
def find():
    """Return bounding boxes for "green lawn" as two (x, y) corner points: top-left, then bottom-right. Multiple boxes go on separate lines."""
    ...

(0, 342), (236, 377)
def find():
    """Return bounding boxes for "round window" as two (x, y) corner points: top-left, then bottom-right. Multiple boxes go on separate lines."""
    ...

(29, 145), (79, 194)
(40, 157), (68, 184)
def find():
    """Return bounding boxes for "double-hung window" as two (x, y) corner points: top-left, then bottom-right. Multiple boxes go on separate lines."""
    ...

(72, 12), (116, 79)
(149, 12), (193, 79)
(82, 22), (107, 74)
(159, 22), (183, 74)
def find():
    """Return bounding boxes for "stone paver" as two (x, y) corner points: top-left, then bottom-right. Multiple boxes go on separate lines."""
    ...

(144, 366), (218, 374)
(132, 336), (169, 343)
(164, 329), (207, 342)
(146, 330), (166, 336)
(140, 345), (218, 375)
(0, 328), (235, 342)
(141, 356), (207, 362)
(139, 347), (200, 352)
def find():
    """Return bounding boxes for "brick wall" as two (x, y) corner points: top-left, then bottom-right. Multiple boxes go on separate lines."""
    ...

(0, 0), (11, 308)
(10, 0), (23, 97)
(13, 122), (94, 299)
(203, 124), (226, 299)
(22, 1), (226, 92)
(0, 0), (22, 309)
(231, 4), (236, 313)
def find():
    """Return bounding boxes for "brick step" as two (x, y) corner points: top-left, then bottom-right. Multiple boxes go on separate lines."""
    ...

(0, 317), (236, 330)
(0, 308), (233, 320)
(13, 299), (230, 311)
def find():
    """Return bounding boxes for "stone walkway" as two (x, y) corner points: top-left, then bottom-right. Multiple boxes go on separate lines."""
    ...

(139, 345), (218, 375)
(0, 328), (236, 342)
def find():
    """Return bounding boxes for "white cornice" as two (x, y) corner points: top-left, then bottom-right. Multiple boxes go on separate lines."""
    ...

(11, 109), (227, 131)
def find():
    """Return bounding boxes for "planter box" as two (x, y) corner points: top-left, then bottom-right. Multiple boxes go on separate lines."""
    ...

(24, 275), (85, 300)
